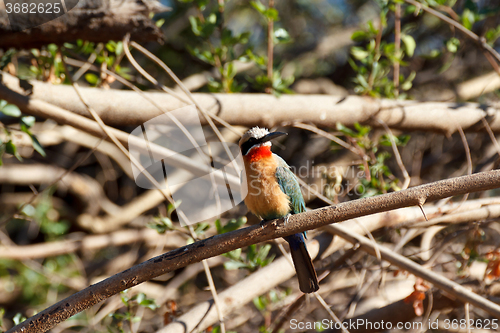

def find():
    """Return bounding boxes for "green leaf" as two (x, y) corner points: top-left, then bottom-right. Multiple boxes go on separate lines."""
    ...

(217, 216), (247, 234)
(226, 62), (236, 79)
(13, 313), (26, 325)
(336, 122), (357, 137)
(156, 18), (165, 28)
(256, 244), (274, 266)
(273, 28), (291, 44)
(105, 41), (116, 53)
(85, 73), (99, 85)
(461, 8), (475, 30)
(5, 140), (22, 161)
(250, 0), (266, 14)
(446, 38), (460, 53)
(21, 116), (35, 128)
(485, 25), (500, 44)
(351, 47), (369, 60)
(401, 71), (416, 91)
(1, 103), (21, 117)
(356, 73), (369, 88)
(351, 30), (368, 42)
(189, 16), (202, 36)
(207, 13), (217, 24)
(354, 122), (371, 136)
(194, 222), (210, 235)
(264, 8), (279, 21)
(401, 34), (416, 57)
(252, 296), (267, 311)
(215, 219), (222, 234)
(195, 0), (209, 10)
(30, 135), (46, 157)
(224, 260), (248, 270)
(167, 200), (181, 216)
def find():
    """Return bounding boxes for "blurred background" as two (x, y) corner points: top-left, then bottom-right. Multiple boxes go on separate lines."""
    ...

(1, 0), (500, 332)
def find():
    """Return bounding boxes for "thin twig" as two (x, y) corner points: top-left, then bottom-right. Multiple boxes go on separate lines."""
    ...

(72, 43), (104, 82)
(187, 224), (226, 333)
(0, 136), (104, 227)
(59, 52), (175, 207)
(291, 122), (359, 155)
(394, 3), (401, 98)
(377, 119), (410, 189)
(481, 117), (500, 158)
(267, 0), (274, 92)
(127, 40), (242, 176)
(314, 293), (349, 333)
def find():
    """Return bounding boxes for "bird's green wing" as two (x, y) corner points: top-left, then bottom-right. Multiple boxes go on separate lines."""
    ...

(274, 155), (306, 214)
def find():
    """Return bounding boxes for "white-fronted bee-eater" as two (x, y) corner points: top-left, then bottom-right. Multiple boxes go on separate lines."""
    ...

(239, 127), (319, 293)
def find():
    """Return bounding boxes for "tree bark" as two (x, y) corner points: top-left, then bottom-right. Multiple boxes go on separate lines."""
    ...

(0, 0), (168, 49)
(1, 72), (498, 134)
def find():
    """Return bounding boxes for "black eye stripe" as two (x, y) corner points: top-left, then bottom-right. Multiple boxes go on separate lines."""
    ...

(241, 137), (259, 155)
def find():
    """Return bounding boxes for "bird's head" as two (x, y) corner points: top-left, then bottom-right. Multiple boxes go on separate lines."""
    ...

(239, 127), (287, 160)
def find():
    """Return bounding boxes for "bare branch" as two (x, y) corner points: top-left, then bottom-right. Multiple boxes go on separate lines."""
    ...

(6, 169), (500, 333)
(0, 0), (168, 49)
(3, 72), (499, 133)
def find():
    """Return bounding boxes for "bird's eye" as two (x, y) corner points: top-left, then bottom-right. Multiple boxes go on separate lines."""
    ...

(241, 137), (258, 155)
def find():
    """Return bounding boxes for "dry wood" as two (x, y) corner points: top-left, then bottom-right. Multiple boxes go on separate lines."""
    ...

(6, 169), (500, 333)
(2, 72), (498, 134)
(0, 0), (168, 49)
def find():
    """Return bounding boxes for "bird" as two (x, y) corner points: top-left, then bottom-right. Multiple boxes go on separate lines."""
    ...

(239, 126), (319, 293)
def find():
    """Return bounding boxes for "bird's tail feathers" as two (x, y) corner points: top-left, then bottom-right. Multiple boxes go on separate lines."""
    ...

(285, 233), (319, 293)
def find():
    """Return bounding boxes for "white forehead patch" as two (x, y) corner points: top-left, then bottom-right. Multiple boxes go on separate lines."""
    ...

(247, 126), (269, 139)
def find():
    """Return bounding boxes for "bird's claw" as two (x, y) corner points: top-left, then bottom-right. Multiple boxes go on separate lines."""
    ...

(259, 219), (266, 230)
(283, 214), (291, 226)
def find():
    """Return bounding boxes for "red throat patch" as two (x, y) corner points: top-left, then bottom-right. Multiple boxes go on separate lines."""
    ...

(245, 145), (272, 162)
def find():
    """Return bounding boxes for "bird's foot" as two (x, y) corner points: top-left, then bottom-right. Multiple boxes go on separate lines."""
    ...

(283, 214), (291, 226)
(259, 219), (267, 230)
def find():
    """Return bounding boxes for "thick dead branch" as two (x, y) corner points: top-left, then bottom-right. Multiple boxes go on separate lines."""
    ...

(0, 0), (168, 49)
(6, 170), (500, 333)
(0, 164), (118, 215)
(2, 72), (499, 134)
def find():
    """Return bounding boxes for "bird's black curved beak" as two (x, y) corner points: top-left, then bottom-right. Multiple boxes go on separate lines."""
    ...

(259, 131), (287, 144)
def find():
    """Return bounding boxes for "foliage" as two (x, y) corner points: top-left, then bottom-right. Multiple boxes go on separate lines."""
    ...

(106, 290), (158, 332)
(216, 217), (276, 271)
(182, 0), (293, 94)
(349, 1), (416, 98)
(18, 189), (70, 240)
(0, 100), (45, 165)
(335, 122), (409, 197)
(148, 200), (182, 234)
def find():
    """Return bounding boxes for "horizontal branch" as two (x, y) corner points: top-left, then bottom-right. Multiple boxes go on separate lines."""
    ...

(7, 170), (500, 333)
(0, 0), (168, 49)
(2, 73), (498, 134)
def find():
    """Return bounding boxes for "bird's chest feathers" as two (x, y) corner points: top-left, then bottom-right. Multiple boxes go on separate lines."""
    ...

(243, 152), (290, 220)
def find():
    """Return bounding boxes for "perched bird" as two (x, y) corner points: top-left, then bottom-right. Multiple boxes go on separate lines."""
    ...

(239, 127), (319, 293)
